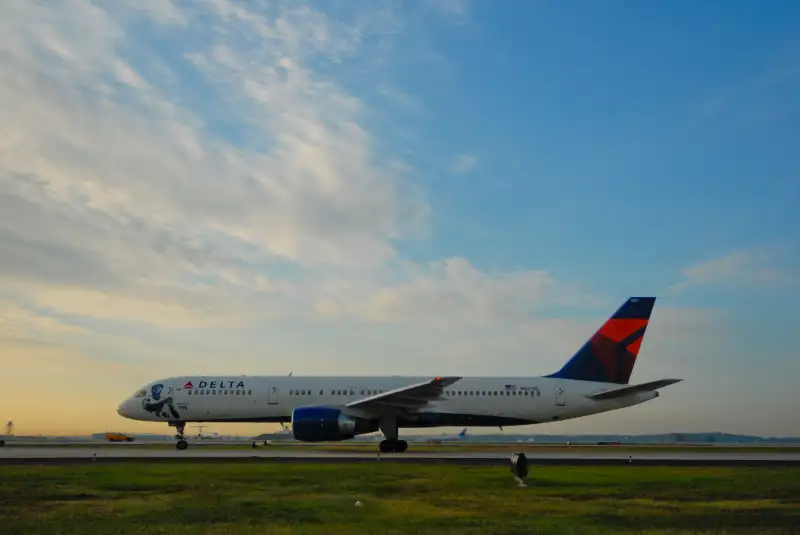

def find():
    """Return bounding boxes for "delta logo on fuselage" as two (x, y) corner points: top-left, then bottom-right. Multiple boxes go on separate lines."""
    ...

(183, 380), (245, 390)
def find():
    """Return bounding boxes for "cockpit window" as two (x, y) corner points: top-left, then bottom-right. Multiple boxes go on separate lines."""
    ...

(134, 389), (147, 398)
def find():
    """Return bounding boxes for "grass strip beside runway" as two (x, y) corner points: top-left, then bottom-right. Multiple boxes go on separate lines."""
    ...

(9, 442), (800, 453)
(1, 463), (798, 534)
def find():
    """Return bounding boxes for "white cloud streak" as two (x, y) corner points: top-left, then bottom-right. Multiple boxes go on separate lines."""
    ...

(670, 248), (797, 292)
(452, 154), (478, 174)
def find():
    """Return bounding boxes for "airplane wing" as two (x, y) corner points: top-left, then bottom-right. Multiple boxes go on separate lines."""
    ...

(587, 379), (682, 400)
(345, 376), (461, 416)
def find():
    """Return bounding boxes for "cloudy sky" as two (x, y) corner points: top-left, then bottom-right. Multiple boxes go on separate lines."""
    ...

(1, 0), (799, 437)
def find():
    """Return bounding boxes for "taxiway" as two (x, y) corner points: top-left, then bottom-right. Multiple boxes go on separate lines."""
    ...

(2, 445), (799, 466)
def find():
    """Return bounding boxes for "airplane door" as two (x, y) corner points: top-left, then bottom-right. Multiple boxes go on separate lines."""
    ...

(556, 386), (566, 407)
(268, 385), (279, 405)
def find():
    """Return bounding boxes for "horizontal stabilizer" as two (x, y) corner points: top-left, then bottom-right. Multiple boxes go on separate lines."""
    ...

(586, 378), (682, 400)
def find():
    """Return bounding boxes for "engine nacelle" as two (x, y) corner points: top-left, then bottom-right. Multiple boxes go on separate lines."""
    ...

(635, 390), (659, 403)
(291, 406), (365, 442)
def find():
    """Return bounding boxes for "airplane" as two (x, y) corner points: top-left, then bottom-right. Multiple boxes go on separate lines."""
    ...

(116, 297), (682, 453)
(425, 428), (467, 444)
(189, 425), (220, 441)
(253, 423), (295, 444)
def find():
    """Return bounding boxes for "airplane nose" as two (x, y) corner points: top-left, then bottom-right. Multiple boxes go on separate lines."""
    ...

(117, 400), (131, 417)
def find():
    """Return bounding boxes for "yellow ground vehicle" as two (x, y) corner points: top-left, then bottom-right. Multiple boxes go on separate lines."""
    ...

(105, 432), (135, 442)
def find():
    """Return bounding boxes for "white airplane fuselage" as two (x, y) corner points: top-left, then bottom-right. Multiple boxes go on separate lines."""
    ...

(117, 375), (657, 428)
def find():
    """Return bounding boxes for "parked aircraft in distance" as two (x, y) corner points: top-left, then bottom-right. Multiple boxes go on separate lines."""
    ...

(425, 428), (468, 443)
(189, 425), (220, 441)
(117, 297), (682, 453)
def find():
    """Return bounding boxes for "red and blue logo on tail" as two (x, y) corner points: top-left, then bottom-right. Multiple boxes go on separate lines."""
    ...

(547, 297), (656, 385)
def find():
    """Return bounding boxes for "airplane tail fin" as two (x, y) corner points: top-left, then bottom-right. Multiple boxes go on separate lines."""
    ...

(547, 297), (656, 385)
(458, 428), (467, 438)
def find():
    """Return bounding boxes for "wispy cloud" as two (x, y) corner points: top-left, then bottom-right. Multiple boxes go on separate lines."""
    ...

(694, 61), (800, 121)
(0, 302), (87, 339)
(424, 0), (471, 25)
(0, 0), (582, 339)
(670, 248), (797, 292)
(316, 257), (567, 328)
(452, 153), (478, 174)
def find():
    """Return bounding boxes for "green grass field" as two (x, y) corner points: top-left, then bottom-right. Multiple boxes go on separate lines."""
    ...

(10, 441), (800, 454)
(1, 463), (797, 534)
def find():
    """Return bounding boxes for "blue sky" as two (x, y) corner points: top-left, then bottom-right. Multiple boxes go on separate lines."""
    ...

(0, 0), (798, 436)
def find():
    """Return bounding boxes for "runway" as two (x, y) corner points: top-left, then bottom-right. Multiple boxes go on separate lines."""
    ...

(2, 445), (799, 466)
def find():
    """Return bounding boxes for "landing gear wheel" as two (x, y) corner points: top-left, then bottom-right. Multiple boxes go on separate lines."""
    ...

(379, 439), (408, 453)
(176, 439), (188, 450)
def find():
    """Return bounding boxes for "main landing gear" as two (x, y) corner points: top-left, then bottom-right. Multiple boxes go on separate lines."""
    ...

(379, 439), (408, 453)
(170, 421), (188, 450)
(378, 417), (408, 453)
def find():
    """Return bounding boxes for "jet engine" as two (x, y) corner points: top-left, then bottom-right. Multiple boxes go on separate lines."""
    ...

(291, 406), (375, 442)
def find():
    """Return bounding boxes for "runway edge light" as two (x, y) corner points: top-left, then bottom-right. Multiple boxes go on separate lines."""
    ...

(510, 452), (529, 487)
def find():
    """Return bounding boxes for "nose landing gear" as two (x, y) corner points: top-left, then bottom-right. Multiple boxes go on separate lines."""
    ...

(170, 421), (188, 450)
